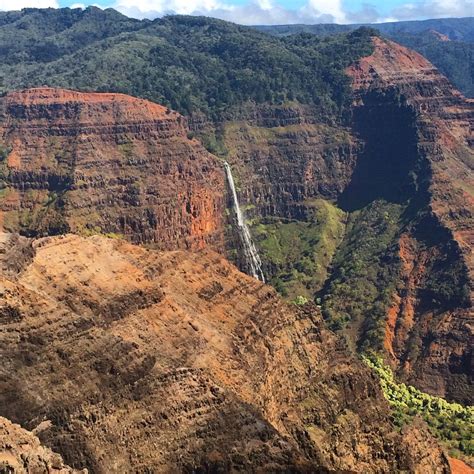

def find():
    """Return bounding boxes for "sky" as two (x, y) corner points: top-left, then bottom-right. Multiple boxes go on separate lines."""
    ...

(1, 0), (473, 24)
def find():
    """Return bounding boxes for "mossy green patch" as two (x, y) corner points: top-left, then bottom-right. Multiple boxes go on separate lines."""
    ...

(80, 226), (124, 239)
(251, 199), (345, 299)
(322, 200), (404, 350)
(0, 144), (11, 162)
(17, 190), (69, 237)
(118, 141), (134, 159)
(198, 129), (229, 157)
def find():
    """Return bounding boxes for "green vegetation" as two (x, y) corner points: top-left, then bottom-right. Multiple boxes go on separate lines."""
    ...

(17, 190), (69, 237)
(423, 251), (471, 309)
(79, 226), (124, 239)
(0, 7), (140, 66)
(322, 200), (403, 349)
(0, 9), (375, 121)
(252, 199), (345, 299)
(0, 144), (11, 189)
(199, 129), (229, 156)
(256, 17), (474, 98)
(0, 144), (10, 161)
(363, 353), (474, 461)
(292, 295), (309, 306)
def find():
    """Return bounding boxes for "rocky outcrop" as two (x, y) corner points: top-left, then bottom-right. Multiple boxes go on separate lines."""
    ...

(346, 37), (473, 403)
(0, 232), (450, 473)
(449, 457), (474, 474)
(399, 417), (453, 473)
(0, 416), (82, 473)
(0, 88), (225, 250)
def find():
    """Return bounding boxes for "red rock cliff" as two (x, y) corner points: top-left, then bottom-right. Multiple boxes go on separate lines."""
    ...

(347, 37), (473, 403)
(0, 88), (225, 250)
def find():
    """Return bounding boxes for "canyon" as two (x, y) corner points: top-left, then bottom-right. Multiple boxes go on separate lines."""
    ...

(212, 37), (473, 404)
(0, 17), (472, 472)
(0, 37), (471, 404)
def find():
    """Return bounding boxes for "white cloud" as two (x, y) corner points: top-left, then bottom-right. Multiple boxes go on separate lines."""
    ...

(391, 0), (473, 20)
(114, 0), (353, 24)
(115, 0), (224, 17)
(0, 0), (471, 24)
(112, 0), (473, 25)
(305, 0), (346, 23)
(257, 0), (273, 10)
(0, 0), (58, 9)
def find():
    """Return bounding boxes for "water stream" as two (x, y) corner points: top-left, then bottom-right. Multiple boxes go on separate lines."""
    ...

(224, 161), (265, 282)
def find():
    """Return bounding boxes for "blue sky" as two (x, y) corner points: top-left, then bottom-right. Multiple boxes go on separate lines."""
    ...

(4, 0), (474, 24)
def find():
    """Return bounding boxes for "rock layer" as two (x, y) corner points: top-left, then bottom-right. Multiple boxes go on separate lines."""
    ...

(0, 416), (82, 473)
(347, 37), (473, 402)
(0, 232), (450, 473)
(0, 38), (472, 406)
(218, 109), (359, 222)
(0, 88), (225, 250)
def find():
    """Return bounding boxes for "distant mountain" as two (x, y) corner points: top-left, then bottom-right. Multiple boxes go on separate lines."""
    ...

(256, 17), (474, 42)
(0, 9), (472, 115)
(255, 17), (474, 97)
(0, 7), (143, 63)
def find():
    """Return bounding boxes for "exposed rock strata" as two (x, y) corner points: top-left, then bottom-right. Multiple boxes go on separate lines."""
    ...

(218, 109), (359, 221)
(0, 415), (82, 473)
(347, 37), (473, 402)
(0, 233), (450, 473)
(0, 88), (225, 250)
(197, 37), (473, 403)
(0, 38), (472, 405)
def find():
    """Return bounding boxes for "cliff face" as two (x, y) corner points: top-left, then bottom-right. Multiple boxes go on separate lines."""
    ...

(204, 106), (358, 221)
(0, 88), (225, 250)
(0, 232), (449, 473)
(0, 41), (471, 407)
(201, 105), (359, 299)
(346, 37), (473, 402)
(0, 416), (81, 473)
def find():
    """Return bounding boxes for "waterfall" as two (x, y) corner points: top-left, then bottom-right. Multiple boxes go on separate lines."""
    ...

(224, 162), (265, 282)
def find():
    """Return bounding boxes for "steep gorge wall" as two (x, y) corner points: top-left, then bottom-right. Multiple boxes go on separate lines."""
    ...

(0, 40), (471, 405)
(0, 88), (226, 250)
(345, 37), (473, 403)
(191, 104), (359, 222)
(191, 105), (361, 298)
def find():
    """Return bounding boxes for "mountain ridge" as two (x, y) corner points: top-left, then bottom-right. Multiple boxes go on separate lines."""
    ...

(256, 17), (474, 97)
